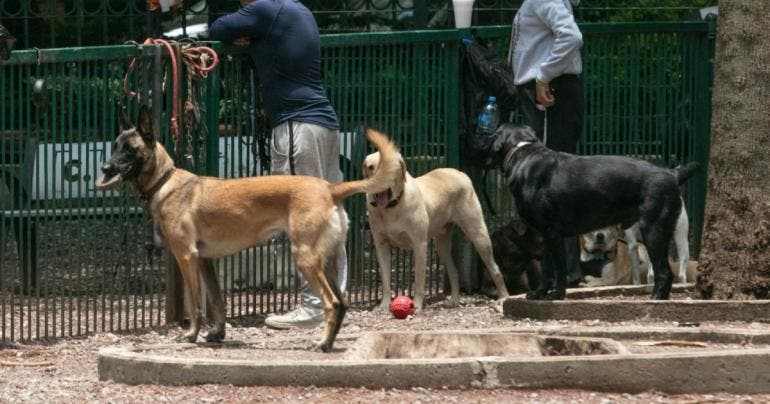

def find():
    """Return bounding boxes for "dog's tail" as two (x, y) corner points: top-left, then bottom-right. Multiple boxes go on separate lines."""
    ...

(330, 129), (401, 203)
(675, 161), (700, 185)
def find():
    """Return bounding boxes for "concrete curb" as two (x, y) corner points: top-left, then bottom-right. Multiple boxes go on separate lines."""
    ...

(510, 283), (694, 300)
(483, 325), (770, 345)
(503, 299), (770, 323)
(98, 345), (770, 393)
(98, 347), (482, 388)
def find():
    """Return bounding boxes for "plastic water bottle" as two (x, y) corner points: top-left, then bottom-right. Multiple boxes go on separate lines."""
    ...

(476, 96), (500, 136)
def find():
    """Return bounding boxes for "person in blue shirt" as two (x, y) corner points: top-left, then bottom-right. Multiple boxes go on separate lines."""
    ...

(210, 0), (347, 329)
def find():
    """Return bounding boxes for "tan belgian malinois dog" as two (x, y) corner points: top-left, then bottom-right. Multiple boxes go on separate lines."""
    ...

(96, 104), (402, 352)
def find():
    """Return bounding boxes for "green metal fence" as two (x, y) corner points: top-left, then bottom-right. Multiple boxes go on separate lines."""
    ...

(0, 20), (715, 341)
(0, 43), (218, 341)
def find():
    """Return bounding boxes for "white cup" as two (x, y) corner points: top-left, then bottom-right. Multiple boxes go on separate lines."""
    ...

(452, 0), (475, 29)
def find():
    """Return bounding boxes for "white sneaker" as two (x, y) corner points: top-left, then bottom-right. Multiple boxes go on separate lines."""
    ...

(264, 305), (324, 330)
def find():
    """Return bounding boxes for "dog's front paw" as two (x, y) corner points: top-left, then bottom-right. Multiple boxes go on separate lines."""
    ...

(651, 291), (670, 300)
(174, 332), (198, 343)
(651, 283), (672, 300)
(204, 329), (225, 343)
(526, 289), (548, 300)
(545, 289), (566, 300)
(379, 300), (391, 312)
(490, 298), (505, 313)
(444, 296), (460, 308)
(311, 340), (334, 353)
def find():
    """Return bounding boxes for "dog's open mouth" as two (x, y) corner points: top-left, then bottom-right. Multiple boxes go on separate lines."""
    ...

(587, 244), (607, 253)
(95, 173), (123, 191)
(372, 189), (392, 209)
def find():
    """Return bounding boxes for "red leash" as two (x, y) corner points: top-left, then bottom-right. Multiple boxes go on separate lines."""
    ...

(123, 38), (219, 144)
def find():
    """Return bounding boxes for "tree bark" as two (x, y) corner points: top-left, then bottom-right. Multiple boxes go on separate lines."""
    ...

(696, 0), (770, 299)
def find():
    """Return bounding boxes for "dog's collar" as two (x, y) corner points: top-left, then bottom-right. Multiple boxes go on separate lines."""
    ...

(140, 167), (176, 202)
(502, 141), (532, 170)
(585, 250), (616, 262)
(369, 190), (404, 209)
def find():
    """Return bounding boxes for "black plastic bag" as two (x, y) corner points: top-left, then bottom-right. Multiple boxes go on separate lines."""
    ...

(459, 37), (518, 167)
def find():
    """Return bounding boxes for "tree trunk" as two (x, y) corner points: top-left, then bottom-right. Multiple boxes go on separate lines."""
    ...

(696, 0), (770, 299)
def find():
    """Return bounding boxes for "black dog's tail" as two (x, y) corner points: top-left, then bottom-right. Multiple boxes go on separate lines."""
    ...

(675, 161), (700, 185)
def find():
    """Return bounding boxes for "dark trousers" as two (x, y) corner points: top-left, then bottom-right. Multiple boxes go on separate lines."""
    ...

(517, 74), (585, 287)
(517, 74), (584, 152)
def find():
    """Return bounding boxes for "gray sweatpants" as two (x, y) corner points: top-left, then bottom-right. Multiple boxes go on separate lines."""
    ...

(271, 121), (348, 310)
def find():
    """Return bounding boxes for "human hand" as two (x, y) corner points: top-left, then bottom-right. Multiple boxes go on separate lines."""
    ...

(233, 37), (251, 46)
(536, 79), (555, 108)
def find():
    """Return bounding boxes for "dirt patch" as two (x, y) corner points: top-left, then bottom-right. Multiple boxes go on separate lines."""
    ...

(4, 295), (770, 402)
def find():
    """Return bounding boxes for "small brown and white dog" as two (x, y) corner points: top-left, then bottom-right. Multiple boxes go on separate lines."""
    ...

(362, 152), (509, 311)
(579, 226), (651, 287)
(579, 225), (697, 288)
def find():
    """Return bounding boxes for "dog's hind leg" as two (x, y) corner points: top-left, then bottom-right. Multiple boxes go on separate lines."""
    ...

(412, 240), (429, 309)
(435, 231), (460, 308)
(640, 205), (677, 299)
(318, 247), (348, 351)
(295, 246), (347, 353)
(624, 225), (643, 285)
(200, 258), (226, 342)
(456, 218), (510, 301)
(674, 202), (690, 284)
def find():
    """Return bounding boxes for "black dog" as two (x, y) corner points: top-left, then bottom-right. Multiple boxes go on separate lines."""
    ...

(486, 124), (699, 300)
(484, 217), (543, 297)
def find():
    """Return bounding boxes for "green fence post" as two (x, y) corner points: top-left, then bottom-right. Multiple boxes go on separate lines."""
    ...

(414, 0), (429, 29)
(691, 18), (716, 257)
(206, 42), (222, 177)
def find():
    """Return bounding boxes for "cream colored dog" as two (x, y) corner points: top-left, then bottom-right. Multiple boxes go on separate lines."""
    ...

(579, 225), (697, 288)
(363, 152), (509, 310)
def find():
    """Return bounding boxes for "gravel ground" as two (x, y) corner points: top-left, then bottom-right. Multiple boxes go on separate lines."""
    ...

(2, 295), (770, 403)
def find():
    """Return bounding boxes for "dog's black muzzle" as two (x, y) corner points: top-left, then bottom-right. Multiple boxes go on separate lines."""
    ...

(100, 162), (120, 178)
(96, 155), (142, 191)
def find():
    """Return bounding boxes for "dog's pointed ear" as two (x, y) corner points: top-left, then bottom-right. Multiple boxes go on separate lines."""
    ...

(116, 100), (132, 132)
(137, 105), (156, 147)
(483, 132), (510, 168)
(490, 132), (508, 154)
(399, 156), (407, 184)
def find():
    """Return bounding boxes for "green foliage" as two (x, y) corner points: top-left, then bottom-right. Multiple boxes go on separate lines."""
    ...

(578, 0), (717, 22)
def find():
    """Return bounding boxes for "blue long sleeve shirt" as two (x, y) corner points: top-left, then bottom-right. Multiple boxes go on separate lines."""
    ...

(209, 0), (339, 129)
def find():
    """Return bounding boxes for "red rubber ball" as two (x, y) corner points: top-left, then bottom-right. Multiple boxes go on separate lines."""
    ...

(390, 296), (415, 319)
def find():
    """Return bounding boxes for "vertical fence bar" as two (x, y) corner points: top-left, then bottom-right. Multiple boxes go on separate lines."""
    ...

(1, 58), (7, 343)
(690, 19), (716, 256)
